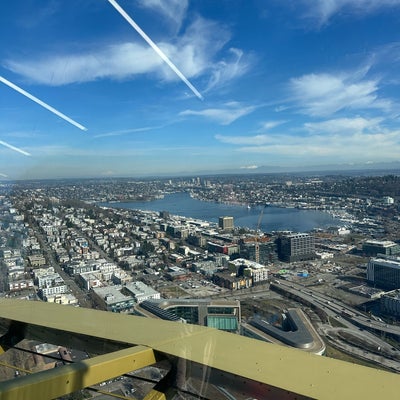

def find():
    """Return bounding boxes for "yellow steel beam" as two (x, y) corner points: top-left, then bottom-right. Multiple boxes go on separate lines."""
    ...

(143, 387), (176, 400)
(143, 389), (167, 400)
(0, 345), (157, 400)
(0, 299), (398, 400)
(142, 369), (176, 400)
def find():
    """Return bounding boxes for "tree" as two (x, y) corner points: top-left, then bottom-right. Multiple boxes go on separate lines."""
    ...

(66, 220), (74, 229)
(139, 241), (155, 257)
(118, 261), (130, 271)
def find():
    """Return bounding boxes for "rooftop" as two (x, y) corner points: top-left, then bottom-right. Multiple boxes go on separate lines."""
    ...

(93, 285), (132, 304)
(364, 240), (398, 247)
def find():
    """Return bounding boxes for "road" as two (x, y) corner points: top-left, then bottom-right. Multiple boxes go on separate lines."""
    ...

(29, 217), (93, 308)
(271, 279), (400, 372)
(273, 280), (400, 337)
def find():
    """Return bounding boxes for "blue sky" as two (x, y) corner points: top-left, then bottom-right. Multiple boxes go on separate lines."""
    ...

(1, 0), (400, 179)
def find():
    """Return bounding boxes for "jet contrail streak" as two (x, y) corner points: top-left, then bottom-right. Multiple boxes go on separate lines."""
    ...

(0, 76), (88, 131)
(0, 173), (8, 178)
(0, 140), (31, 156)
(107, 0), (204, 100)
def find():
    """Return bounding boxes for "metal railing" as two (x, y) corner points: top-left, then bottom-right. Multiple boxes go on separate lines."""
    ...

(0, 299), (398, 399)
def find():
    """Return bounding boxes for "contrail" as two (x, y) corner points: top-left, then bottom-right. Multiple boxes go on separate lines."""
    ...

(0, 173), (8, 178)
(0, 76), (88, 131)
(0, 140), (31, 156)
(107, 0), (204, 100)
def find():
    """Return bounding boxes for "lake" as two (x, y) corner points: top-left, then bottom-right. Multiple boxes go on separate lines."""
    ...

(102, 192), (341, 233)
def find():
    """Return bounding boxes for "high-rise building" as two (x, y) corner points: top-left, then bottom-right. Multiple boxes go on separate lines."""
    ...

(380, 290), (400, 317)
(277, 233), (315, 263)
(218, 216), (234, 231)
(367, 256), (400, 290)
(240, 237), (278, 264)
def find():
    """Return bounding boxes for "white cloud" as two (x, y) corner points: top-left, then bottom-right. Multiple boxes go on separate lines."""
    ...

(289, 72), (391, 116)
(0, 130), (44, 139)
(137, 0), (188, 31)
(240, 165), (258, 169)
(157, 17), (231, 81)
(274, 105), (289, 112)
(3, 18), (250, 97)
(4, 16), (249, 93)
(5, 43), (161, 85)
(301, 0), (400, 25)
(304, 117), (383, 134)
(215, 134), (272, 145)
(240, 132), (400, 158)
(204, 48), (251, 92)
(94, 126), (160, 138)
(23, 143), (221, 159)
(259, 120), (287, 131)
(181, 102), (257, 125)
(215, 116), (400, 163)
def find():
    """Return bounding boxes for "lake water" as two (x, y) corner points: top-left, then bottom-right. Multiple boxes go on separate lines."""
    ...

(102, 192), (341, 233)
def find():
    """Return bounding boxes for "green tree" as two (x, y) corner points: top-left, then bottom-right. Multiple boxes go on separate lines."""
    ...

(139, 241), (155, 256)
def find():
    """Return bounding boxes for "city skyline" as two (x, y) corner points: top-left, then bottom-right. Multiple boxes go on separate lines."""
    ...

(1, 0), (400, 179)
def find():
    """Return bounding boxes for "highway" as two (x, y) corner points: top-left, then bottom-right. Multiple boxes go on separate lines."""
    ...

(271, 280), (400, 337)
(271, 279), (400, 372)
(213, 280), (400, 370)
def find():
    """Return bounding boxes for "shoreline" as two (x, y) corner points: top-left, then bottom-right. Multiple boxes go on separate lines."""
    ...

(99, 192), (346, 233)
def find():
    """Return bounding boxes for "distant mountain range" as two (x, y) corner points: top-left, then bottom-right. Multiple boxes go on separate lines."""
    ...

(174, 161), (400, 178)
(2, 161), (400, 181)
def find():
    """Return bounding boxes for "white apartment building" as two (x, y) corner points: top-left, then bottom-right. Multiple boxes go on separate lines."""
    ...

(125, 281), (160, 303)
(39, 284), (68, 297)
(229, 258), (269, 284)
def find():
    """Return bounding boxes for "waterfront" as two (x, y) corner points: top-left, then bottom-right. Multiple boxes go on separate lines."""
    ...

(102, 192), (341, 232)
